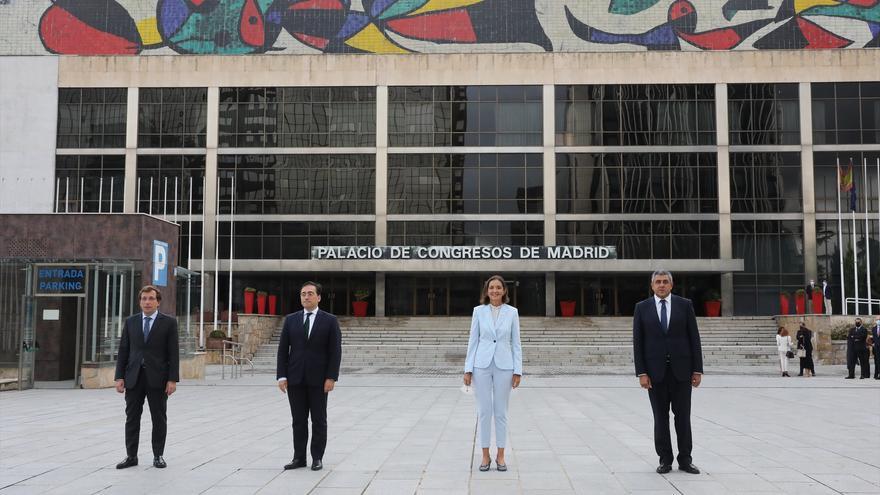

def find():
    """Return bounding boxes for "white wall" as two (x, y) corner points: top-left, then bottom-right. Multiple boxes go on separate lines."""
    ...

(0, 56), (58, 213)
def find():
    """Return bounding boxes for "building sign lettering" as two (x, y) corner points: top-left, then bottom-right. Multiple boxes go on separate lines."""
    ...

(35, 265), (87, 296)
(312, 246), (617, 260)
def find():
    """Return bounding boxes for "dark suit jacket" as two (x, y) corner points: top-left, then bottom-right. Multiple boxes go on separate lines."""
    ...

(276, 309), (342, 387)
(872, 325), (880, 349)
(823, 285), (832, 299)
(848, 326), (869, 352)
(115, 312), (180, 389)
(796, 329), (813, 352)
(633, 294), (703, 383)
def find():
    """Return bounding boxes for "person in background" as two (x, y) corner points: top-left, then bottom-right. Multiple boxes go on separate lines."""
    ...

(796, 322), (815, 377)
(776, 327), (792, 377)
(822, 280), (832, 315)
(463, 275), (523, 473)
(845, 318), (870, 379)
(871, 316), (880, 380)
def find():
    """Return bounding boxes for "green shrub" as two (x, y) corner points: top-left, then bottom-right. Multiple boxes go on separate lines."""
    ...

(209, 329), (226, 339)
(829, 325), (849, 341)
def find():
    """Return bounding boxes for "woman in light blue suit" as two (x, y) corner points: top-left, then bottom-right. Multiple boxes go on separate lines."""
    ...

(463, 275), (523, 472)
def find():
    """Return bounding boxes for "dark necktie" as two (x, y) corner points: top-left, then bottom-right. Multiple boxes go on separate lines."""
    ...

(304, 312), (312, 339)
(143, 316), (152, 341)
(660, 299), (668, 333)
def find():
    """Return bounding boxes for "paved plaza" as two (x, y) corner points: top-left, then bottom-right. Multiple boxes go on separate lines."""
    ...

(1, 366), (878, 495)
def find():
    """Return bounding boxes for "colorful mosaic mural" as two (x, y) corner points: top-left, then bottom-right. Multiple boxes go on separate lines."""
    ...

(0, 0), (877, 55)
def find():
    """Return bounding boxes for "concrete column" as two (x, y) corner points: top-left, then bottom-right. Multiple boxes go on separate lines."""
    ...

(542, 84), (556, 246)
(375, 272), (385, 317)
(123, 88), (138, 213)
(799, 82), (818, 284)
(715, 84), (734, 315)
(375, 86), (388, 245)
(545, 272), (556, 317)
(202, 87), (219, 311)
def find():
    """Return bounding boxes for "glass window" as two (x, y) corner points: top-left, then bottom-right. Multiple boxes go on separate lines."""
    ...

(813, 151), (880, 213)
(729, 152), (802, 213)
(812, 82), (880, 145)
(555, 84), (716, 146)
(556, 153), (717, 214)
(57, 88), (127, 148)
(389, 86), (542, 147)
(217, 155), (375, 214)
(138, 88), (207, 147)
(732, 220), (804, 315)
(728, 83), (799, 145)
(556, 221), (718, 259)
(54, 155), (125, 212)
(218, 222), (374, 260)
(218, 87), (375, 147)
(387, 221), (543, 246)
(136, 155), (206, 215)
(388, 153), (542, 214)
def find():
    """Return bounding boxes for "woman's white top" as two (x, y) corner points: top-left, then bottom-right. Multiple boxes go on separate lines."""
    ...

(776, 334), (792, 352)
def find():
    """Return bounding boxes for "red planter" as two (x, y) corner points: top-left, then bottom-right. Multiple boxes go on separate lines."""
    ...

(811, 292), (824, 314)
(257, 293), (267, 314)
(243, 291), (255, 314)
(559, 300), (576, 317)
(704, 300), (721, 317)
(268, 295), (278, 315)
(795, 293), (805, 314)
(779, 294), (790, 315)
(352, 301), (368, 317)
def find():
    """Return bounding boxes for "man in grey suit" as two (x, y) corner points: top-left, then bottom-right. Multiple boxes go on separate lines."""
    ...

(633, 270), (703, 475)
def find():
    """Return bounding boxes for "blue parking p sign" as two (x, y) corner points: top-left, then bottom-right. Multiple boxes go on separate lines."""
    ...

(152, 240), (169, 286)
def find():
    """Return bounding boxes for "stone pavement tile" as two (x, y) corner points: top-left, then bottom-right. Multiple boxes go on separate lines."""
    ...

(810, 473), (880, 492)
(614, 472), (676, 491)
(519, 472), (573, 490)
(416, 471), (469, 490)
(373, 468), (426, 480)
(200, 487), (261, 495)
(569, 473), (627, 494)
(415, 489), (468, 495)
(669, 479), (731, 495)
(215, 468), (280, 487)
(558, 454), (609, 474)
(710, 472), (780, 492)
(470, 478), (521, 493)
(309, 488), (365, 495)
(521, 490), (575, 495)
(317, 470), (375, 489)
(770, 481), (842, 494)
(753, 467), (815, 483)
(363, 478), (420, 495)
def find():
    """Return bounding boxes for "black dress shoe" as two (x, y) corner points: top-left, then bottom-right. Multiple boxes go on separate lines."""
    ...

(284, 458), (307, 470)
(656, 464), (672, 474)
(679, 463), (700, 474)
(116, 457), (138, 469)
(845, 375), (855, 379)
(311, 459), (323, 471)
(153, 456), (167, 468)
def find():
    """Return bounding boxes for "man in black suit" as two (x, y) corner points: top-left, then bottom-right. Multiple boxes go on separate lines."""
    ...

(277, 281), (342, 472)
(114, 285), (179, 469)
(871, 316), (880, 380)
(846, 318), (870, 379)
(633, 270), (703, 475)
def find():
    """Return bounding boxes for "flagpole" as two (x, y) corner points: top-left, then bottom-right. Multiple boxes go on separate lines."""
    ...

(851, 158), (858, 316)
(199, 176), (206, 349)
(213, 177), (220, 337)
(227, 175), (234, 338)
(876, 158), (880, 315)
(837, 158), (846, 315)
(864, 157), (871, 315)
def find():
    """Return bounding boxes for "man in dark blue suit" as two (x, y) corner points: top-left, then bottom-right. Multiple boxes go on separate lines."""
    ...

(277, 281), (342, 472)
(114, 285), (179, 470)
(633, 270), (703, 475)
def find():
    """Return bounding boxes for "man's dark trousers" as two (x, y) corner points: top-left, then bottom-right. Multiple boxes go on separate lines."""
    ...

(648, 362), (693, 466)
(125, 367), (168, 457)
(289, 385), (327, 460)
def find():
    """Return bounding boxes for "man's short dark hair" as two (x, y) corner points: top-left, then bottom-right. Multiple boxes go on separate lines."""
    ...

(139, 285), (162, 301)
(301, 281), (322, 296)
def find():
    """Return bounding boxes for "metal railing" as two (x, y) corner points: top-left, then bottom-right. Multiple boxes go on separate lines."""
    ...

(221, 340), (254, 379)
(844, 297), (880, 315)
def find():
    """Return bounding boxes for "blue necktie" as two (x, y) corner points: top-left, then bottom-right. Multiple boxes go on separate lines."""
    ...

(659, 299), (668, 333)
(303, 313), (312, 339)
(143, 316), (152, 341)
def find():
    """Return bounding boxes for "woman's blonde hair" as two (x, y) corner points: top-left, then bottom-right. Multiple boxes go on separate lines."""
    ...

(480, 275), (510, 305)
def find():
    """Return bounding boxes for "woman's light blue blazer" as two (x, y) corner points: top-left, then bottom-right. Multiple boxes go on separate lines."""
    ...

(464, 303), (523, 375)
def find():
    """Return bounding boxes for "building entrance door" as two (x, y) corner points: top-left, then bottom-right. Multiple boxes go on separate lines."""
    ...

(414, 277), (448, 316)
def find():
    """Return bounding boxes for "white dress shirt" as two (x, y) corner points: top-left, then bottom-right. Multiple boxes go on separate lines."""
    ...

(653, 295), (671, 326)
